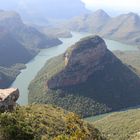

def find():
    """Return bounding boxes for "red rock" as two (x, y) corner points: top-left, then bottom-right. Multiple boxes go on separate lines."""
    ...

(0, 88), (19, 112)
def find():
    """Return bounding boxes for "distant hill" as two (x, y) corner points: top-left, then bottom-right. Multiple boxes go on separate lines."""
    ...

(65, 10), (140, 45)
(93, 108), (140, 140)
(0, 0), (90, 24)
(26, 0), (89, 19)
(0, 10), (62, 52)
(0, 32), (32, 67)
(65, 9), (110, 32)
(38, 26), (72, 38)
(0, 104), (105, 140)
(28, 36), (140, 118)
(99, 12), (140, 45)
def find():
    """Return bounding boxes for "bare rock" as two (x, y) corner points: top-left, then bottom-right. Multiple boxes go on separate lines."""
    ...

(47, 36), (108, 89)
(0, 88), (19, 112)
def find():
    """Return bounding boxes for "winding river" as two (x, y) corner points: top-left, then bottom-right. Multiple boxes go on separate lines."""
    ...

(11, 32), (139, 105)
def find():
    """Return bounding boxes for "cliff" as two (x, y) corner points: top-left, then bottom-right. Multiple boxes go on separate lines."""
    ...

(47, 36), (107, 89)
(29, 36), (140, 117)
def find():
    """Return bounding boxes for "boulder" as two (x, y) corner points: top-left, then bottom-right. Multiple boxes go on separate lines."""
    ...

(0, 88), (19, 112)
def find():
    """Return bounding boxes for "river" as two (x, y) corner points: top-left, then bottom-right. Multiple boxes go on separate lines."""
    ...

(11, 32), (139, 105)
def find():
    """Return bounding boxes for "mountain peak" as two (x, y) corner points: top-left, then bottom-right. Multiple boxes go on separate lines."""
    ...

(93, 9), (110, 18)
(0, 10), (20, 20)
(47, 35), (107, 89)
(71, 35), (106, 52)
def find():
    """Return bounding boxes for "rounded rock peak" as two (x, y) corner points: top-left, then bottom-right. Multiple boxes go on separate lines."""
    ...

(69, 35), (106, 54)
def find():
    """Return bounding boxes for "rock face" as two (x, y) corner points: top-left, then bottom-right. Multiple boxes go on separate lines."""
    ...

(0, 88), (19, 112)
(29, 36), (140, 117)
(48, 36), (107, 89)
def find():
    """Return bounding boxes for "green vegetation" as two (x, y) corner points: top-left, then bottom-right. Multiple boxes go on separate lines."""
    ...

(0, 104), (105, 140)
(29, 54), (65, 102)
(92, 108), (140, 140)
(28, 50), (140, 118)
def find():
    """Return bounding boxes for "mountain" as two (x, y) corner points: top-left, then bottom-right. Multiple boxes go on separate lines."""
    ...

(0, 10), (62, 52)
(99, 12), (140, 45)
(65, 9), (110, 32)
(28, 36), (140, 118)
(0, 104), (105, 140)
(0, 31), (32, 67)
(65, 10), (140, 45)
(92, 108), (140, 140)
(0, 10), (62, 88)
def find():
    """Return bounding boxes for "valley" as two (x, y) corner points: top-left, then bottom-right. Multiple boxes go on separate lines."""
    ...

(28, 34), (140, 118)
(0, 2), (140, 139)
(0, 10), (62, 89)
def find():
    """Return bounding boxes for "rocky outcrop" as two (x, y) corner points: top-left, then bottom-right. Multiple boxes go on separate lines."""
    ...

(0, 88), (19, 112)
(48, 36), (108, 89)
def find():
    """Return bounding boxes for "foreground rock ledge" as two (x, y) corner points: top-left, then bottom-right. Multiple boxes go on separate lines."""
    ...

(0, 88), (19, 112)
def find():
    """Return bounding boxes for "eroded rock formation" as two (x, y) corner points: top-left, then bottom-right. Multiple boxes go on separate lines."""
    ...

(47, 36), (108, 89)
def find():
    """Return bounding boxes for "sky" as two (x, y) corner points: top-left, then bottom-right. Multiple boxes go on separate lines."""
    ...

(82, 0), (140, 15)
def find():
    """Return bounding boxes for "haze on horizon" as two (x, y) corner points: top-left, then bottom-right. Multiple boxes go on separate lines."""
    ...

(0, 0), (140, 24)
